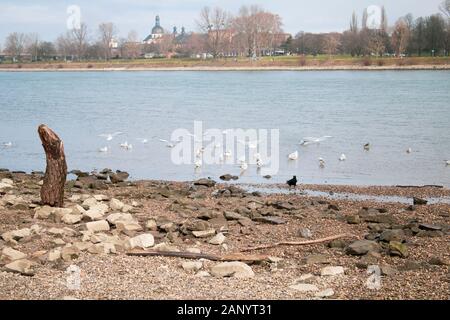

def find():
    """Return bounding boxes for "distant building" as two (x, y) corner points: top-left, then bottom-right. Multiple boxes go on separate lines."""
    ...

(143, 15), (165, 44)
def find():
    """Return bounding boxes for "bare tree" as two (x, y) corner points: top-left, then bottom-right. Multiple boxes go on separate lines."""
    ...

(368, 32), (386, 57)
(197, 6), (231, 57)
(392, 18), (410, 56)
(98, 22), (118, 60)
(440, 0), (450, 18)
(4, 32), (27, 61)
(71, 23), (89, 60)
(25, 33), (40, 61)
(323, 33), (341, 57)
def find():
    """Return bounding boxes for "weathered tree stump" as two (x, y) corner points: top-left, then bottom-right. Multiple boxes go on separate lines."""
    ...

(38, 124), (67, 207)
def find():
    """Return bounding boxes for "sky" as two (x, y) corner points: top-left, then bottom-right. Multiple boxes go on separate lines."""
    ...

(0, 0), (444, 44)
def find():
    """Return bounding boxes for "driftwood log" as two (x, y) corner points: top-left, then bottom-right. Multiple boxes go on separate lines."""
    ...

(38, 124), (67, 207)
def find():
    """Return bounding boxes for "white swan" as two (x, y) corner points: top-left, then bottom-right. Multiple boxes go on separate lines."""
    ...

(339, 154), (346, 161)
(98, 146), (108, 153)
(445, 160), (450, 166)
(195, 158), (202, 168)
(99, 132), (123, 141)
(120, 141), (133, 150)
(288, 151), (299, 160)
(158, 139), (178, 148)
(256, 158), (264, 168)
(2, 142), (12, 147)
(406, 148), (412, 154)
(300, 136), (332, 146)
(364, 143), (370, 151)
(240, 162), (248, 171)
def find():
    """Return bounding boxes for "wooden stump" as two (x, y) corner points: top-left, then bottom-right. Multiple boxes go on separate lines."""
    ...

(38, 125), (67, 207)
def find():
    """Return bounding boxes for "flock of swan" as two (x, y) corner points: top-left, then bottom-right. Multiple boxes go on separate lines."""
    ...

(2, 133), (450, 173)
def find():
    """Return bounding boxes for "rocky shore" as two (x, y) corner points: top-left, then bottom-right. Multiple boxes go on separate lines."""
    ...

(0, 168), (449, 300)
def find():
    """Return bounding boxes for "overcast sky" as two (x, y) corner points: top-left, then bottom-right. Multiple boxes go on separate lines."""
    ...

(0, 0), (444, 44)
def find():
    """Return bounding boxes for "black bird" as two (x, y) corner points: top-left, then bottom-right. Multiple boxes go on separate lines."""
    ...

(287, 175), (298, 189)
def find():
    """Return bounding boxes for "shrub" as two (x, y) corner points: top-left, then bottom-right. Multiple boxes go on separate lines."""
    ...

(362, 58), (371, 66)
(87, 64), (94, 69)
(376, 59), (385, 66)
(299, 56), (307, 66)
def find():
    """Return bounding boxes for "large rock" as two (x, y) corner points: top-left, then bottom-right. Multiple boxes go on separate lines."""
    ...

(48, 249), (62, 262)
(224, 211), (245, 221)
(192, 229), (216, 238)
(182, 261), (203, 272)
(303, 254), (329, 265)
(2, 228), (31, 243)
(389, 241), (408, 258)
(380, 229), (406, 242)
(62, 214), (82, 225)
(210, 261), (254, 279)
(346, 240), (380, 256)
(34, 206), (55, 219)
(109, 198), (125, 211)
(209, 233), (226, 245)
(86, 220), (110, 232)
(106, 213), (134, 225)
(194, 178), (216, 188)
(115, 221), (142, 232)
(127, 234), (154, 249)
(4, 259), (34, 276)
(61, 245), (81, 262)
(1, 247), (27, 263)
(413, 197), (428, 205)
(320, 266), (345, 276)
(109, 171), (129, 183)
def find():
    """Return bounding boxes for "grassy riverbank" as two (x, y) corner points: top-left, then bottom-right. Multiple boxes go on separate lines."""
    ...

(0, 55), (449, 71)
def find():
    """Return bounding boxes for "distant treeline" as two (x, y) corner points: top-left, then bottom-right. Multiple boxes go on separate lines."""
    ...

(1, 1), (449, 62)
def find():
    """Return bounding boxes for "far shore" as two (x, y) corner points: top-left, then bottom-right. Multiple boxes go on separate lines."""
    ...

(0, 64), (449, 72)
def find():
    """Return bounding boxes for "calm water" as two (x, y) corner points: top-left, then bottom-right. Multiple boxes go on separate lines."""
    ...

(0, 70), (449, 187)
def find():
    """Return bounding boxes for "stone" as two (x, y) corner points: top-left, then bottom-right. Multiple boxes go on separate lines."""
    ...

(182, 261), (203, 272)
(153, 243), (180, 252)
(298, 228), (312, 239)
(62, 214), (82, 225)
(187, 247), (202, 254)
(186, 220), (212, 232)
(252, 216), (286, 225)
(70, 205), (86, 215)
(320, 266), (345, 276)
(289, 283), (319, 292)
(34, 206), (55, 219)
(315, 288), (335, 298)
(48, 249), (62, 262)
(346, 215), (361, 224)
(146, 219), (157, 231)
(401, 260), (422, 271)
(61, 246), (80, 262)
(86, 220), (110, 232)
(1, 247), (27, 263)
(106, 213), (134, 225)
(52, 239), (66, 246)
(380, 229), (406, 242)
(82, 197), (98, 208)
(115, 221), (142, 232)
(389, 241), (408, 258)
(418, 223), (442, 231)
(413, 197), (428, 205)
(220, 174), (239, 181)
(380, 265), (397, 276)
(304, 254), (329, 265)
(196, 271), (211, 277)
(224, 211), (245, 221)
(210, 261), (254, 279)
(209, 233), (226, 245)
(346, 240), (380, 256)
(2, 228), (31, 243)
(192, 229), (216, 238)
(428, 257), (450, 266)
(109, 171), (129, 183)
(328, 240), (347, 249)
(295, 273), (316, 283)
(121, 204), (133, 213)
(4, 259), (34, 276)
(194, 178), (216, 188)
(127, 234), (155, 249)
(109, 198), (125, 211)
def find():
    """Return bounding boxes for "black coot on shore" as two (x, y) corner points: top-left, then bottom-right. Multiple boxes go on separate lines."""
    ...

(287, 175), (298, 189)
